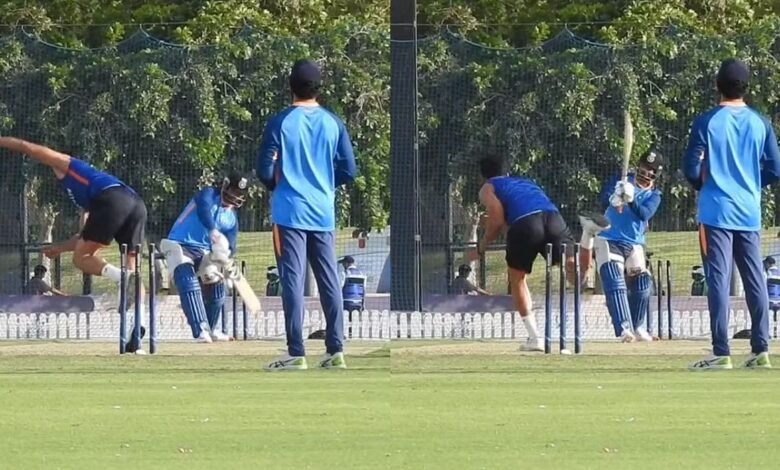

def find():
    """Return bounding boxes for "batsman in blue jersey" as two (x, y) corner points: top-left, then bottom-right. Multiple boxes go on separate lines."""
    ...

(684, 58), (780, 370)
(0, 137), (149, 353)
(470, 156), (575, 352)
(257, 59), (357, 370)
(580, 151), (664, 343)
(160, 173), (248, 343)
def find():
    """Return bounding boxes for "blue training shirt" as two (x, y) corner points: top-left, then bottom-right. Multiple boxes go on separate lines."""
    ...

(599, 174), (661, 246)
(59, 157), (127, 210)
(488, 176), (558, 224)
(256, 105), (357, 232)
(167, 187), (239, 255)
(683, 104), (780, 231)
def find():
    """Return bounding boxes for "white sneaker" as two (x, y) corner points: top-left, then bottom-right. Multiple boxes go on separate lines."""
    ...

(194, 331), (212, 343)
(635, 327), (653, 342)
(210, 329), (231, 342)
(620, 330), (636, 343)
(318, 352), (347, 369)
(264, 355), (308, 371)
(134, 349), (147, 355)
(519, 337), (545, 352)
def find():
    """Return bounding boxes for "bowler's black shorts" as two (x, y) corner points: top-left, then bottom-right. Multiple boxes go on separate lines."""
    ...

(505, 211), (573, 273)
(81, 186), (147, 250)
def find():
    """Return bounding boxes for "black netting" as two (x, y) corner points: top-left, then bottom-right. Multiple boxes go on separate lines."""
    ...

(0, 25), (390, 295)
(415, 25), (780, 299)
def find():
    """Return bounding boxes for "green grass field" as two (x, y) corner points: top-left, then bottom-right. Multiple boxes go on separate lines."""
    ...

(0, 341), (390, 470)
(392, 340), (780, 469)
(2, 339), (780, 469)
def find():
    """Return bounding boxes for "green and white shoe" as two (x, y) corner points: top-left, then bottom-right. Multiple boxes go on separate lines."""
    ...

(318, 352), (347, 369)
(264, 355), (308, 371)
(689, 355), (733, 371)
(742, 352), (772, 369)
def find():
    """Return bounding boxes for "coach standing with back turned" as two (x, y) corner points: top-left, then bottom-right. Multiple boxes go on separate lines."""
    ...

(684, 58), (780, 370)
(257, 59), (357, 371)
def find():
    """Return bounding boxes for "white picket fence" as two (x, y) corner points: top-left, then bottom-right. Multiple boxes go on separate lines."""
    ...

(0, 294), (770, 342)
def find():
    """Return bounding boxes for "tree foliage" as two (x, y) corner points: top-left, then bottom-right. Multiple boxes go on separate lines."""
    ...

(2, 0), (780, 252)
(0, 1), (390, 242)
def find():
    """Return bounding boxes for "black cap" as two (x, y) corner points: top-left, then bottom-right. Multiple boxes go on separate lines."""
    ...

(339, 255), (355, 265)
(289, 59), (322, 88)
(717, 58), (750, 86)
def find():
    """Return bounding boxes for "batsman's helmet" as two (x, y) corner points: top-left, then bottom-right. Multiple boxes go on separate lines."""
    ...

(638, 150), (664, 175)
(221, 172), (249, 208)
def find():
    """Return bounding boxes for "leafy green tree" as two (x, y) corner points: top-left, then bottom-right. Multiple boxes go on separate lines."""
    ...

(0, 0), (392, 247)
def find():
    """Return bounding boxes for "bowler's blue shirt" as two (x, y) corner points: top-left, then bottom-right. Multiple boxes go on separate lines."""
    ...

(488, 176), (558, 224)
(256, 105), (357, 231)
(683, 105), (780, 231)
(59, 157), (129, 210)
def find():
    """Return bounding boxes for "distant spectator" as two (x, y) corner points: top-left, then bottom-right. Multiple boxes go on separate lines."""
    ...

(27, 265), (66, 296)
(765, 257), (780, 277)
(690, 265), (707, 296)
(265, 266), (282, 296)
(451, 264), (490, 296)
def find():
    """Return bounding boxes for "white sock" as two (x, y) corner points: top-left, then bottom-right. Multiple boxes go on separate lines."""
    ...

(522, 314), (540, 340)
(579, 232), (595, 250)
(101, 264), (121, 283)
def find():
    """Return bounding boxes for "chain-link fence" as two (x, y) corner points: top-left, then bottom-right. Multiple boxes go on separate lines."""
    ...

(0, 26), (390, 297)
(2, 23), (780, 324)
(410, 25), (780, 304)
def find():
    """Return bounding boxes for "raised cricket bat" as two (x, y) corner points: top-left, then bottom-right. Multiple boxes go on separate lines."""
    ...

(617, 108), (634, 213)
(233, 275), (262, 314)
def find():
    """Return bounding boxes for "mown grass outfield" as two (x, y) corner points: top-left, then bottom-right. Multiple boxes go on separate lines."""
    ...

(392, 340), (780, 469)
(0, 341), (390, 470)
(2, 339), (780, 469)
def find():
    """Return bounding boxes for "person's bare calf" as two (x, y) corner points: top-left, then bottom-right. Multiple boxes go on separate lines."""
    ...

(509, 267), (544, 352)
(72, 240), (115, 277)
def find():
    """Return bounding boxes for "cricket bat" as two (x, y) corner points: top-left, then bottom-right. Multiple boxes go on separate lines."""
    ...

(617, 108), (634, 214)
(233, 275), (262, 314)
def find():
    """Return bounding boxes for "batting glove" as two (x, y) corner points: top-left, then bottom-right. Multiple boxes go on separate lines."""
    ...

(619, 181), (635, 203)
(209, 230), (230, 264)
(612, 180), (625, 196)
(222, 258), (241, 281)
